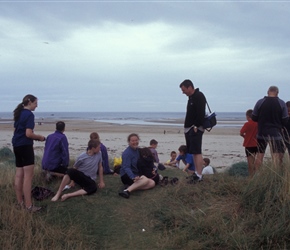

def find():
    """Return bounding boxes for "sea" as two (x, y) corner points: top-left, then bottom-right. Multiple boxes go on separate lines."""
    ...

(0, 112), (246, 127)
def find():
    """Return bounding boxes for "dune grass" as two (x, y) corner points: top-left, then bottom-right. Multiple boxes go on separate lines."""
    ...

(1, 147), (290, 249)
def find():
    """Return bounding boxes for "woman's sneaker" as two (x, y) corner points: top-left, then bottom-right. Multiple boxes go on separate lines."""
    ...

(119, 190), (130, 199)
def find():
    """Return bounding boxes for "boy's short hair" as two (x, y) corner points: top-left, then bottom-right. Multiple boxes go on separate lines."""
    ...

(246, 109), (253, 117)
(90, 132), (100, 140)
(179, 79), (194, 89)
(268, 86), (279, 94)
(88, 139), (100, 150)
(56, 121), (65, 131)
(170, 151), (177, 156)
(203, 158), (210, 166)
(150, 139), (158, 145)
(178, 145), (187, 154)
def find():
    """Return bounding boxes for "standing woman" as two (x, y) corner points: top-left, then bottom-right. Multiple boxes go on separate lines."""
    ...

(12, 94), (45, 212)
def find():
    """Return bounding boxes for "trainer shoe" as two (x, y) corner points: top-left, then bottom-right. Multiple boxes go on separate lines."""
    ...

(119, 190), (130, 199)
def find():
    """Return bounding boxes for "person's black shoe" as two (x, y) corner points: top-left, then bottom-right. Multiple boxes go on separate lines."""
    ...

(187, 173), (201, 184)
(170, 177), (179, 185)
(160, 176), (169, 186)
(119, 190), (130, 199)
(157, 163), (166, 171)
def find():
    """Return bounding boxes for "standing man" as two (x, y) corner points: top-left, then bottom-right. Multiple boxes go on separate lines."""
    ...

(42, 121), (69, 180)
(252, 86), (288, 168)
(180, 79), (206, 180)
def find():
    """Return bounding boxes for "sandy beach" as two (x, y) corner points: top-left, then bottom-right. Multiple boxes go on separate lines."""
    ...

(0, 118), (257, 172)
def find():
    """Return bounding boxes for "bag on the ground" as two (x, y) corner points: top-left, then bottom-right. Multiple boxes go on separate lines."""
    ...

(113, 157), (122, 174)
(31, 186), (54, 200)
(203, 100), (217, 132)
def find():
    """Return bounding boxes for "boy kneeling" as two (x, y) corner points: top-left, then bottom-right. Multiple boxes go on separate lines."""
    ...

(51, 139), (105, 202)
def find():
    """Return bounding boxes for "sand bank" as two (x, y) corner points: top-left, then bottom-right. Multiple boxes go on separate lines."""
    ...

(0, 118), (252, 171)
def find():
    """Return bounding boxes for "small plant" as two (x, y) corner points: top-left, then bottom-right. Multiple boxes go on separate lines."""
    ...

(227, 161), (248, 177)
(0, 147), (14, 159)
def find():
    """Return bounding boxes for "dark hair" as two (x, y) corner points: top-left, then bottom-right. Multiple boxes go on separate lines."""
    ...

(286, 101), (290, 108)
(56, 121), (65, 131)
(150, 139), (158, 145)
(203, 158), (210, 166)
(178, 145), (187, 154)
(246, 109), (253, 117)
(127, 133), (139, 142)
(179, 79), (194, 89)
(139, 147), (154, 158)
(13, 94), (37, 121)
(170, 151), (177, 156)
(88, 139), (100, 150)
(90, 132), (100, 140)
(268, 86), (279, 94)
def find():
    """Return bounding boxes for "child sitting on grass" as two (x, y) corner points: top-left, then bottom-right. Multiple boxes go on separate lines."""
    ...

(174, 145), (195, 175)
(137, 147), (160, 185)
(51, 139), (105, 202)
(164, 150), (179, 168)
(201, 158), (215, 175)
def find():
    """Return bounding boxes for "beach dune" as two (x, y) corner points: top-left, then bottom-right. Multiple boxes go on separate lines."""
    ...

(0, 119), (253, 171)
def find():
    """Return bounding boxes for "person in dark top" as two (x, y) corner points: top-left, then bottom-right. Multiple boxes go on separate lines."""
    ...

(137, 147), (160, 185)
(180, 79), (206, 180)
(42, 121), (69, 179)
(252, 86), (288, 168)
(282, 101), (290, 155)
(90, 132), (113, 174)
(12, 94), (46, 212)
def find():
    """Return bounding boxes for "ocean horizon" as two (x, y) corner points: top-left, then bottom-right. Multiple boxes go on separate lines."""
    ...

(0, 111), (246, 127)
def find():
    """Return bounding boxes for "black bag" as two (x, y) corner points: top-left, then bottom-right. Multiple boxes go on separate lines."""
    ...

(203, 101), (217, 132)
(31, 186), (54, 201)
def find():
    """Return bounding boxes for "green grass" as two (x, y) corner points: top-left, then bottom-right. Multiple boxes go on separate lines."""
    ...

(1, 147), (290, 249)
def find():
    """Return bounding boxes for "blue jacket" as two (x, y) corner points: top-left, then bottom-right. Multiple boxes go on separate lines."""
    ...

(176, 153), (195, 171)
(120, 146), (140, 179)
(42, 130), (69, 171)
(12, 109), (35, 147)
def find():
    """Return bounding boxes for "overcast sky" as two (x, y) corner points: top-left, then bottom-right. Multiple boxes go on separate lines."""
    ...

(1, 1), (290, 113)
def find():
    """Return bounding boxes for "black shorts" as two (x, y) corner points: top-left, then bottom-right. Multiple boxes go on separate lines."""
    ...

(245, 147), (258, 157)
(13, 145), (34, 167)
(66, 168), (97, 195)
(185, 128), (204, 154)
(52, 165), (68, 174)
(257, 138), (285, 154)
(121, 173), (134, 186)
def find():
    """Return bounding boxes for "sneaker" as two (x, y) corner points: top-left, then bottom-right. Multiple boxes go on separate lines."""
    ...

(187, 173), (202, 184)
(160, 176), (169, 186)
(62, 185), (71, 192)
(26, 205), (42, 213)
(119, 190), (130, 199)
(170, 177), (179, 185)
